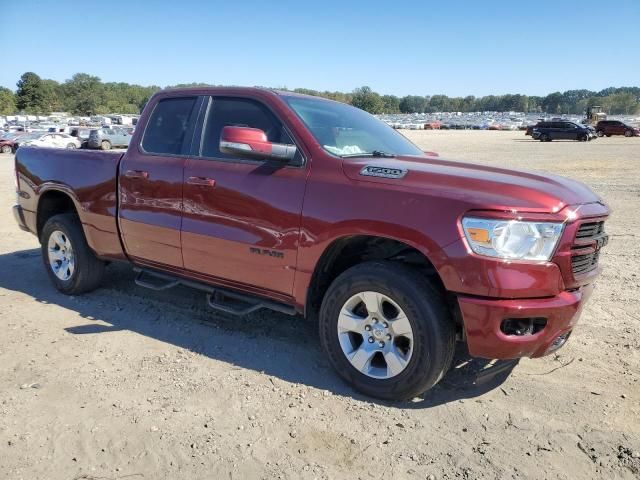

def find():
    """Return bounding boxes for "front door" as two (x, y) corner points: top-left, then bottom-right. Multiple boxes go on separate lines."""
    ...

(564, 123), (579, 140)
(118, 95), (201, 269)
(181, 96), (308, 296)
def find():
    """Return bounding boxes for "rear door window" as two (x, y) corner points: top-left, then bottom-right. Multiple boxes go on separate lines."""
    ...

(142, 97), (198, 155)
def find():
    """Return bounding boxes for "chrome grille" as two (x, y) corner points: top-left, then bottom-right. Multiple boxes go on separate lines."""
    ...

(571, 221), (607, 275)
(575, 221), (605, 239)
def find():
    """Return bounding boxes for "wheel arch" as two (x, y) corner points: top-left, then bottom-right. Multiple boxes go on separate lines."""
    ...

(36, 188), (81, 239)
(304, 234), (451, 320)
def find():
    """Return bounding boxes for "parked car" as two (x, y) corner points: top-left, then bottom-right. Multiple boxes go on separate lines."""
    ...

(595, 120), (640, 137)
(20, 133), (81, 149)
(13, 87), (610, 400)
(532, 121), (594, 142)
(70, 128), (92, 148)
(0, 132), (26, 153)
(1, 132), (44, 153)
(87, 127), (132, 150)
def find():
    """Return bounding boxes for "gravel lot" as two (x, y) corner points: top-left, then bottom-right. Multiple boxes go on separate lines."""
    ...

(1, 131), (638, 480)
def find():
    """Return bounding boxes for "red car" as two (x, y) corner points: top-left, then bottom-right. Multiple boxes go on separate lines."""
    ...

(13, 87), (609, 399)
(0, 132), (25, 153)
(596, 120), (640, 137)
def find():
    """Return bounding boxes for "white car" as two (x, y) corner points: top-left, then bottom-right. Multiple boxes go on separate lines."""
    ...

(21, 133), (81, 149)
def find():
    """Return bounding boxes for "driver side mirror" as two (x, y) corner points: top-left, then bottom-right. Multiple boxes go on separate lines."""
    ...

(220, 126), (296, 162)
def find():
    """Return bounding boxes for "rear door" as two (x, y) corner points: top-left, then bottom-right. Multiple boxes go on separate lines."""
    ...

(181, 95), (308, 296)
(118, 95), (202, 268)
(115, 128), (129, 147)
(612, 121), (625, 135)
(548, 122), (562, 139)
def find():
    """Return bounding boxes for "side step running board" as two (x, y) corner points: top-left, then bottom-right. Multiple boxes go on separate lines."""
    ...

(135, 270), (180, 290)
(133, 267), (297, 317)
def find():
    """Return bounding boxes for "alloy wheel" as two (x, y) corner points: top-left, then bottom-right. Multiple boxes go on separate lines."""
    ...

(47, 230), (75, 281)
(337, 291), (414, 379)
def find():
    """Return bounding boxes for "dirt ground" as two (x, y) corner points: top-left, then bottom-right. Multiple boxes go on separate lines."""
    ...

(1, 131), (638, 480)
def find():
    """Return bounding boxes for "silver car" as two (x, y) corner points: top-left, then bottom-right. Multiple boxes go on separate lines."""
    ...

(88, 128), (132, 150)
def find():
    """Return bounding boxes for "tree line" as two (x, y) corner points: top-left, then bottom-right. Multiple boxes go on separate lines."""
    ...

(0, 71), (638, 117)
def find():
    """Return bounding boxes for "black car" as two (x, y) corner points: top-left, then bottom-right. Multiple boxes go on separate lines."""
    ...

(532, 121), (595, 142)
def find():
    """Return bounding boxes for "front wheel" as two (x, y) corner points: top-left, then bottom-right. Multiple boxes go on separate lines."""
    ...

(625, 130), (633, 137)
(1, 145), (11, 154)
(66, 143), (77, 149)
(41, 214), (105, 294)
(596, 130), (604, 137)
(101, 140), (111, 150)
(540, 133), (550, 142)
(319, 261), (455, 400)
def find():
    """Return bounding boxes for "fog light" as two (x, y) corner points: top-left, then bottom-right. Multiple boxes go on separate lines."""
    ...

(501, 317), (547, 336)
(548, 331), (572, 352)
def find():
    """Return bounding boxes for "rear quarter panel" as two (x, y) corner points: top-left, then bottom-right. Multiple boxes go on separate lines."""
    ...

(15, 147), (126, 259)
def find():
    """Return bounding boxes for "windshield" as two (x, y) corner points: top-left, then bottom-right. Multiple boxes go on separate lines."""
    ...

(283, 96), (423, 158)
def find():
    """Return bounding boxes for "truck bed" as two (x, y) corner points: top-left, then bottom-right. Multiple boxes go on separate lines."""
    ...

(15, 147), (126, 259)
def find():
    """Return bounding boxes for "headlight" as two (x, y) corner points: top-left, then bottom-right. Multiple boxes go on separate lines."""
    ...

(461, 217), (564, 261)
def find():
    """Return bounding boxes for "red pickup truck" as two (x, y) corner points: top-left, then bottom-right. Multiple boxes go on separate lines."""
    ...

(13, 87), (609, 399)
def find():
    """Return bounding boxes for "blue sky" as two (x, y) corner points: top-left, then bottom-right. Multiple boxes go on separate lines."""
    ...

(2, 0), (638, 96)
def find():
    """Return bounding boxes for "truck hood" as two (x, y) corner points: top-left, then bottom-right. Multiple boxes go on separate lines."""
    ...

(342, 155), (602, 213)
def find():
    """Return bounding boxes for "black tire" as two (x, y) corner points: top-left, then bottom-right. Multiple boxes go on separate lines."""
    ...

(625, 130), (633, 137)
(606, 134), (611, 137)
(40, 214), (105, 295)
(540, 133), (550, 142)
(579, 134), (588, 142)
(101, 140), (111, 150)
(1, 145), (11, 154)
(66, 143), (77, 149)
(596, 130), (604, 137)
(319, 261), (456, 400)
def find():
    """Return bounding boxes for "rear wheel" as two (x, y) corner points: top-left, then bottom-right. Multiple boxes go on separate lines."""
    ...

(41, 214), (105, 294)
(596, 130), (604, 137)
(1, 145), (11, 154)
(625, 130), (633, 137)
(101, 140), (111, 150)
(319, 261), (455, 400)
(66, 143), (77, 149)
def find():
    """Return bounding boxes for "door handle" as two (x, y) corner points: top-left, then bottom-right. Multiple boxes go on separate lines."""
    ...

(124, 169), (149, 179)
(187, 176), (216, 187)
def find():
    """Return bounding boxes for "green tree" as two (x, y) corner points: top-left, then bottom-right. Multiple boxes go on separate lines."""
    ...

(399, 95), (426, 113)
(41, 79), (64, 112)
(16, 72), (48, 112)
(63, 73), (104, 115)
(350, 86), (384, 114)
(428, 95), (451, 112)
(381, 94), (400, 113)
(0, 87), (16, 114)
(542, 92), (563, 114)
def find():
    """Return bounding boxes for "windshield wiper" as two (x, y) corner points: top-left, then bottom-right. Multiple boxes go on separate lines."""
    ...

(341, 150), (396, 158)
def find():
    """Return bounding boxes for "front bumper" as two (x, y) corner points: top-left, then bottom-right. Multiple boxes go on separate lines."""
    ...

(457, 283), (594, 359)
